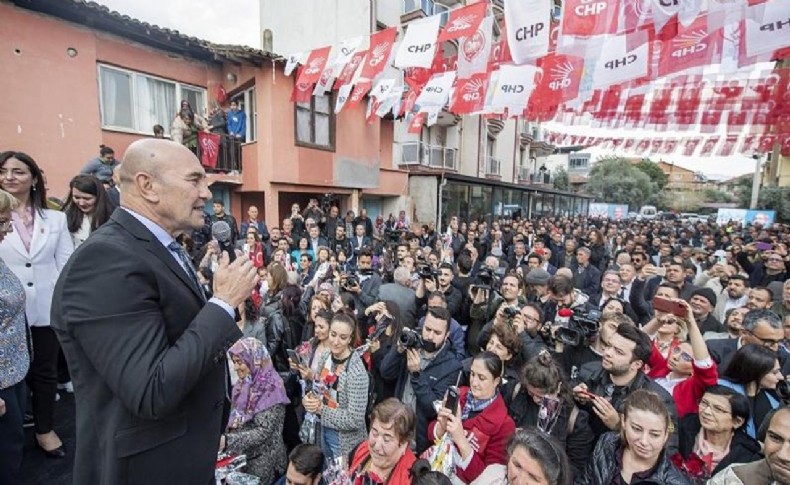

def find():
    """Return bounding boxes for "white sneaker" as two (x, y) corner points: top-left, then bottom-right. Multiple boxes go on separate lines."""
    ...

(57, 381), (74, 393)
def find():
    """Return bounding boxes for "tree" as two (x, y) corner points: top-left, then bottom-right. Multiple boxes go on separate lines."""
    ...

(553, 166), (569, 191)
(634, 159), (669, 191)
(702, 188), (735, 204)
(587, 157), (656, 209)
(737, 182), (790, 222)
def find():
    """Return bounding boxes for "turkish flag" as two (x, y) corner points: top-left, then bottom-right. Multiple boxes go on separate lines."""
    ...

(681, 137), (702, 156)
(295, 46), (332, 86)
(562, 0), (619, 37)
(450, 72), (489, 115)
(699, 136), (720, 156)
(658, 15), (723, 78)
(359, 27), (398, 81)
(438, 2), (488, 42)
(758, 134), (777, 153)
(198, 132), (220, 169)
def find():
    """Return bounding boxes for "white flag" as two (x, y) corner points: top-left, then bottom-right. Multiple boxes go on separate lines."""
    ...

(394, 15), (442, 69)
(745, 1), (790, 58)
(592, 35), (649, 89)
(371, 78), (397, 100)
(284, 52), (304, 76)
(415, 71), (456, 111)
(651, 0), (680, 32)
(457, 16), (493, 78)
(334, 37), (363, 69)
(376, 85), (404, 117)
(488, 64), (539, 111)
(313, 64), (337, 96)
(506, 0), (551, 63)
(335, 84), (352, 114)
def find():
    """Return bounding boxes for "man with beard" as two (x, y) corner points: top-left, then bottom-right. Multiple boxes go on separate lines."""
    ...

(689, 288), (724, 334)
(713, 274), (750, 322)
(709, 406), (790, 485)
(573, 323), (679, 452)
(748, 287), (775, 311)
(644, 258), (698, 302)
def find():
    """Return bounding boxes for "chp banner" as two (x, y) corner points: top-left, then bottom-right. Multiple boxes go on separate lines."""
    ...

(506, 0), (552, 63)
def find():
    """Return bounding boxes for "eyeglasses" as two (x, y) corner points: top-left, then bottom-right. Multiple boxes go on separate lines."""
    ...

(671, 346), (692, 362)
(746, 330), (783, 348)
(699, 398), (730, 415)
(766, 257), (784, 263)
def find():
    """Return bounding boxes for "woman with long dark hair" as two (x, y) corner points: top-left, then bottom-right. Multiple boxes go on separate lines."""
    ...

(718, 343), (784, 437)
(0, 151), (74, 458)
(364, 300), (404, 404)
(586, 229), (608, 271)
(62, 174), (114, 248)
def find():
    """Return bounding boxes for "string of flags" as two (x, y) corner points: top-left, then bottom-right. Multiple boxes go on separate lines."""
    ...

(283, 0), (790, 146)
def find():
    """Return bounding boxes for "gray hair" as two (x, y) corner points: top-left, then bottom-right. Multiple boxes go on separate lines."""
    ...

(507, 428), (571, 485)
(576, 247), (591, 256)
(393, 266), (411, 285)
(742, 309), (782, 332)
(0, 189), (19, 213)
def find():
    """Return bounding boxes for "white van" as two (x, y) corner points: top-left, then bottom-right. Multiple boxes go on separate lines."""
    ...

(639, 205), (657, 221)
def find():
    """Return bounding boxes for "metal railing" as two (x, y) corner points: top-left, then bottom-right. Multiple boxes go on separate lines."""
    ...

(530, 173), (551, 184)
(518, 166), (530, 180)
(195, 132), (242, 173)
(486, 157), (501, 176)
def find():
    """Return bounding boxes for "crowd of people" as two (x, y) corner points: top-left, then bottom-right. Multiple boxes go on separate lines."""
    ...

(1, 139), (790, 485)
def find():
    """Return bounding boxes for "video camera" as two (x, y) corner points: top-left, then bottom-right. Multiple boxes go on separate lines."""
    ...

(471, 267), (496, 291)
(399, 327), (424, 350)
(341, 274), (359, 291)
(417, 264), (438, 280)
(541, 307), (602, 347)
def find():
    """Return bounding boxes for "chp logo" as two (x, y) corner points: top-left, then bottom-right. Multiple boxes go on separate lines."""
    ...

(670, 29), (708, 58)
(462, 28), (487, 62)
(304, 56), (326, 76)
(548, 60), (576, 91)
(447, 14), (477, 33)
(461, 78), (485, 102)
(368, 42), (391, 67)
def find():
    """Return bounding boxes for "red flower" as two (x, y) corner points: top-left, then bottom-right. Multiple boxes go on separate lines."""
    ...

(323, 373), (338, 387)
(670, 452), (709, 480)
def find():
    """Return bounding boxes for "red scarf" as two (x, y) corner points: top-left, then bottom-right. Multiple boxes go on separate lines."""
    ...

(350, 441), (416, 485)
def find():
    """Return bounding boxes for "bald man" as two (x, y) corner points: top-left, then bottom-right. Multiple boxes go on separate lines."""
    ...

(51, 140), (258, 485)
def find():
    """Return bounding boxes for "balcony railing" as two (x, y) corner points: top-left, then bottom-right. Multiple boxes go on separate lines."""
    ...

(530, 173), (551, 184)
(399, 141), (457, 170)
(402, 0), (449, 25)
(196, 132), (242, 173)
(486, 157), (501, 176)
(518, 166), (530, 180)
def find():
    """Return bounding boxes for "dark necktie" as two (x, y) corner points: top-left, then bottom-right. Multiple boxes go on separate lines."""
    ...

(167, 241), (206, 302)
(618, 286), (626, 300)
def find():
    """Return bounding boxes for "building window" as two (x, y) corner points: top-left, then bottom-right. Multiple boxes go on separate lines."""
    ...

(295, 94), (334, 150)
(98, 64), (206, 135)
(231, 87), (258, 142)
(569, 157), (588, 169)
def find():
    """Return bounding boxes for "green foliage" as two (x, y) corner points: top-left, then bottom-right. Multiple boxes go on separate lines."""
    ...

(634, 159), (669, 190)
(702, 188), (735, 203)
(587, 157), (656, 208)
(736, 181), (790, 222)
(553, 166), (569, 191)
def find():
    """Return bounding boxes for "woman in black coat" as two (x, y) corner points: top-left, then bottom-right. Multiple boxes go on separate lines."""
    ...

(587, 229), (609, 271)
(671, 385), (762, 483)
(363, 300), (403, 405)
(506, 350), (594, 479)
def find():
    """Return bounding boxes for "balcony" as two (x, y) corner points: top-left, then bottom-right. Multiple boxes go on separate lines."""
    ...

(402, 0), (450, 25)
(485, 156), (501, 178)
(399, 141), (457, 170)
(517, 166), (530, 183)
(196, 132), (242, 173)
(529, 173), (551, 184)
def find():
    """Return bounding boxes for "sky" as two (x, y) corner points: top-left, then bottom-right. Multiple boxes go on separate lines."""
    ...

(92, 0), (767, 178)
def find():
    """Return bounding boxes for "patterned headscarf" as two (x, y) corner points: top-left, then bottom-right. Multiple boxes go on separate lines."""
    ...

(227, 338), (290, 429)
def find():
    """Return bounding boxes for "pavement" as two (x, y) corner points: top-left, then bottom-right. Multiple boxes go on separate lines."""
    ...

(21, 392), (75, 485)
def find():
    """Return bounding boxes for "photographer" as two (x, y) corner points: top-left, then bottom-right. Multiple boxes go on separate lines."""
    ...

(415, 262), (462, 322)
(302, 198), (324, 226)
(468, 273), (522, 355)
(573, 323), (679, 453)
(477, 302), (547, 365)
(379, 307), (463, 454)
(340, 248), (381, 321)
(417, 292), (466, 362)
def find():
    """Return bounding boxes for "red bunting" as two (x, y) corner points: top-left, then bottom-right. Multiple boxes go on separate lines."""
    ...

(359, 27), (398, 81)
(657, 15), (723, 78)
(562, 0), (619, 37)
(295, 46), (332, 86)
(450, 72), (489, 115)
(437, 1), (488, 42)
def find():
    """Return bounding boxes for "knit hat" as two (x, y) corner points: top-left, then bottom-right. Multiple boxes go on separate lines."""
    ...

(691, 287), (717, 307)
(525, 268), (551, 285)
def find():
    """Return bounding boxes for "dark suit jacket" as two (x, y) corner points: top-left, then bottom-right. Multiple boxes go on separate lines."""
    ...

(707, 338), (738, 369)
(51, 209), (242, 485)
(570, 262), (602, 297)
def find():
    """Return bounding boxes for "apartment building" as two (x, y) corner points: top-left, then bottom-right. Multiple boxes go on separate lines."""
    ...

(260, 0), (591, 225)
(1, 0), (408, 227)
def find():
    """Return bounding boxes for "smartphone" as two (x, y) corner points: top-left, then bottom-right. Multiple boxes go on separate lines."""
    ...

(756, 242), (773, 251)
(654, 267), (667, 277)
(286, 349), (303, 366)
(577, 389), (599, 400)
(445, 386), (460, 413)
(652, 296), (687, 318)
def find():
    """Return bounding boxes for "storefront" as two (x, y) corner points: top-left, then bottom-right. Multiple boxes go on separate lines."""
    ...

(439, 174), (592, 226)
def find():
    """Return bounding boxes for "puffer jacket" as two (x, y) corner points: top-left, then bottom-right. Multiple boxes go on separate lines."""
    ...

(575, 432), (692, 485)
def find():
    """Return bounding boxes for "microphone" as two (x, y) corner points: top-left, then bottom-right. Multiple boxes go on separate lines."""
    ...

(211, 221), (236, 262)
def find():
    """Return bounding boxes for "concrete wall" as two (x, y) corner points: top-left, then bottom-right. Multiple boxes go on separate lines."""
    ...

(409, 176), (438, 224)
(259, 0), (372, 54)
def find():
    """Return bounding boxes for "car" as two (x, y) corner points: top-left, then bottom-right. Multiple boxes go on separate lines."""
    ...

(639, 205), (657, 221)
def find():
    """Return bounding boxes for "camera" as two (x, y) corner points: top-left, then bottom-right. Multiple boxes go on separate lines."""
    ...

(777, 380), (790, 405)
(541, 308), (602, 347)
(502, 306), (520, 319)
(417, 264), (438, 280)
(472, 267), (495, 291)
(342, 274), (359, 290)
(399, 327), (424, 350)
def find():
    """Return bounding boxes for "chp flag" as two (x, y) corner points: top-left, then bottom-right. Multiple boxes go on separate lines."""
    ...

(457, 15), (494, 79)
(450, 72), (489, 114)
(506, 0), (552, 63)
(744, 1), (790, 58)
(414, 71), (456, 111)
(592, 32), (650, 89)
(394, 15), (442, 69)
(488, 64), (540, 111)
(295, 46), (332, 87)
(360, 27), (398, 81)
(562, 0), (619, 37)
(437, 1), (488, 42)
(658, 15), (723, 78)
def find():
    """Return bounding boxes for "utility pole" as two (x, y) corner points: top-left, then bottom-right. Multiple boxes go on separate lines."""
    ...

(750, 153), (762, 209)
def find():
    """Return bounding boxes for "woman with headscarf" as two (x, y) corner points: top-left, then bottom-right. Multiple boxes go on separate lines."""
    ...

(221, 338), (290, 484)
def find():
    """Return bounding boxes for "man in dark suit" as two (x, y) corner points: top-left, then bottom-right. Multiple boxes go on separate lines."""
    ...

(570, 247), (602, 297)
(707, 309), (785, 371)
(51, 140), (258, 485)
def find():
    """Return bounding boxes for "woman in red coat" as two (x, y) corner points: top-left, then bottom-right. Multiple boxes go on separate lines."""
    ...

(429, 351), (515, 484)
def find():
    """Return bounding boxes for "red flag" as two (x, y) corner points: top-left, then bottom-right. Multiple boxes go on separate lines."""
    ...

(624, 93), (646, 126)
(438, 2), (488, 42)
(781, 135), (790, 157)
(635, 138), (651, 154)
(658, 16), (723, 78)
(739, 134), (758, 154)
(623, 138), (636, 151)
(758, 134), (777, 153)
(650, 138), (664, 154)
(534, 54), (584, 104)
(716, 135), (739, 156)
(198, 132), (220, 169)
(290, 66), (314, 103)
(647, 88), (673, 125)
(700, 110), (722, 133)
(408, 113), (426, 134)
(335, 50), (367, 88)
(620, 0), (653, 32)
(662, 138), (679, 154)
(681, 137), (702, 156)
(360, 27), (398, 81)
(562, 0), (619, 37)
(699, 136), (720, 156)
(346, 81), (372, 109)
(450, 72), (489, 115)
(295, 46), (332, 86)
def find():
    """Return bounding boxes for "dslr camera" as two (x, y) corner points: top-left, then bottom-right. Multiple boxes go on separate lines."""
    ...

(417, 264), (438, 280)
(541, 308), (602, 347)
(399, 327), (424, 350)
(342, 274), (359, 291)
(472, 267), (495, 291)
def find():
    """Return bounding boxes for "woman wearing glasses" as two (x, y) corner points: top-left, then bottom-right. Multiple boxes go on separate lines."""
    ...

(670, 385), (761, 482)
(718, 343), (785, 438)
(0, 152), (73, 458)
(642, 298), (718, 418)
